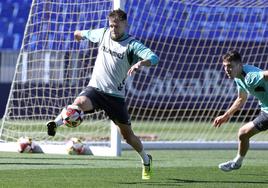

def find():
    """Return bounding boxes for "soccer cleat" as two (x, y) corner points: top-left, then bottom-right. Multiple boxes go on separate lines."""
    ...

(142, 154), (152, 180)
(46, 121), (57, 136)
(218, 160), (241, 172)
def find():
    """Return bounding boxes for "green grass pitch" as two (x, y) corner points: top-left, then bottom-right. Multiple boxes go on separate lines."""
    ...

(0, 150), (267, 188)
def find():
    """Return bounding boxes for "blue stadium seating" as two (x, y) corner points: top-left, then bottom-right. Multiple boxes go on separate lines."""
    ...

(0, 0), (268, 50)
(0, 3), (16, 18)
(2, 35), (16, 49)
(11, 18), (26, 35)
(0, 0), (29, 49)
(0, 18), (11, 35)
(16, 4), (30, 19)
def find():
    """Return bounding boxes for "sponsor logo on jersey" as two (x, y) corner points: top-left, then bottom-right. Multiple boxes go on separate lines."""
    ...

(102, 46), (125, 59)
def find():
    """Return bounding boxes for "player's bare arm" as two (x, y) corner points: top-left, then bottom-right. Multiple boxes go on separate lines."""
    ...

(127, 59), (151, 76)
(262, 71), (268, 80)
(74, 30), (83, 41)
(213, 91), (247, 127)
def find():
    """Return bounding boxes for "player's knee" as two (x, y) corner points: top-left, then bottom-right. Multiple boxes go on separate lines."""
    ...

(73, 97), (86, 106)
(237, 127), (250, 140)
(73, 96), (92, 111)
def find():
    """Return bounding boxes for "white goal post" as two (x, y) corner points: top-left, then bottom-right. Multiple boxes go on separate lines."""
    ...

(1, 0), (268, 155)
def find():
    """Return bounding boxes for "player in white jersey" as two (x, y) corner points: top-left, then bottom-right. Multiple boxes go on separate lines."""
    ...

(46, 9), (159, 180)
(213, 50), (268, 172)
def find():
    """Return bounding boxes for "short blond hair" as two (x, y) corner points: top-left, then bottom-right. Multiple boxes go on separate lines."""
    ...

(108, 9), (127, 21)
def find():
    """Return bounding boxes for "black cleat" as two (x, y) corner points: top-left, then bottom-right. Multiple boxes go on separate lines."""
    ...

(46, 121), (57, 136)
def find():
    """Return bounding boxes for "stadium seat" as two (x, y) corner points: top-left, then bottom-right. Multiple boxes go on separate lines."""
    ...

(0, 0), (31, 50)
(0, 3), (17, 18)
(2, 35), (15, 49)
(0, 18), (10, 35)
(244, 15), (258, 23)
(2, 34), (21, 50)
(0, 35), (3, 48)
(12, 18), (26, 35)
(207, 13), (225, 22)
(16, 4), (30, 19)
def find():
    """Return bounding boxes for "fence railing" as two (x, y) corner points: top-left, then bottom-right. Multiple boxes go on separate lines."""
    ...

(0, 51), (19, 83)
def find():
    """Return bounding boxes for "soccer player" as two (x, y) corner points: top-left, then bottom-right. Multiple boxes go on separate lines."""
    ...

(213, 50), (268, 172)
(46, 9), (159, 180)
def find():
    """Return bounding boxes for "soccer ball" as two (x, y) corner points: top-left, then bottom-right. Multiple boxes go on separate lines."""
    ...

(61, 105), (84, 128)
(17, 137), (34, 153)
(66, 137), (85, 155)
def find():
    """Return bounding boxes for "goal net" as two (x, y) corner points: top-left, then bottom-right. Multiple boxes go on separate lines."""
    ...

(1, 0), (268, 154)
(124, 0), (268, 149)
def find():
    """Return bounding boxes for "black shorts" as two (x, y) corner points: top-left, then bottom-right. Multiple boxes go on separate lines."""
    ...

(252, 111), (268, 131)
(78, 86), (131, 125)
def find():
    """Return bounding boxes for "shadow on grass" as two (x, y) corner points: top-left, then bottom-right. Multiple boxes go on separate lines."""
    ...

(170, 178), (268, 184)
(0, 155), (135, 161)
(119, 178), (268, 187)
(0, 162), (67, 166)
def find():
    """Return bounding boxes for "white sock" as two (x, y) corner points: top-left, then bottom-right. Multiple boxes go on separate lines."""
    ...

(139, 149), (149, 165)
(54, 114), (63, 127)
(233, 154), (244, 165)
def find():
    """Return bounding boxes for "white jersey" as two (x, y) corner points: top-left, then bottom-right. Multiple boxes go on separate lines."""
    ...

(81, 28), (159, 98)
(88, 29), (135, 98)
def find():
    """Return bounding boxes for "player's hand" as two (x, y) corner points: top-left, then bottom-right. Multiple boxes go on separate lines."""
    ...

(213, 114), (229, 128)
(128, 61), (142, 76)
(74, 30), (82, 41)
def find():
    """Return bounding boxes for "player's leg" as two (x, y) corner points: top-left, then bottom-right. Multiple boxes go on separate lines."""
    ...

(95, 91), (152, 179)
(219, 122), (259, 172)
(101, 97), (151, 166)
(236, 122), (259, 161)
(107, 99), (152, 179)
(47, 87), (95, 136)
(116, 122), (150, 162)
(116, 122), (152, 180)
(219, 111), (268, 172)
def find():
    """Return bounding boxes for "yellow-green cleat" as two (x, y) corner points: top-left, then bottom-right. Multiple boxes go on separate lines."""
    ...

(142, 154), (152, 180)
